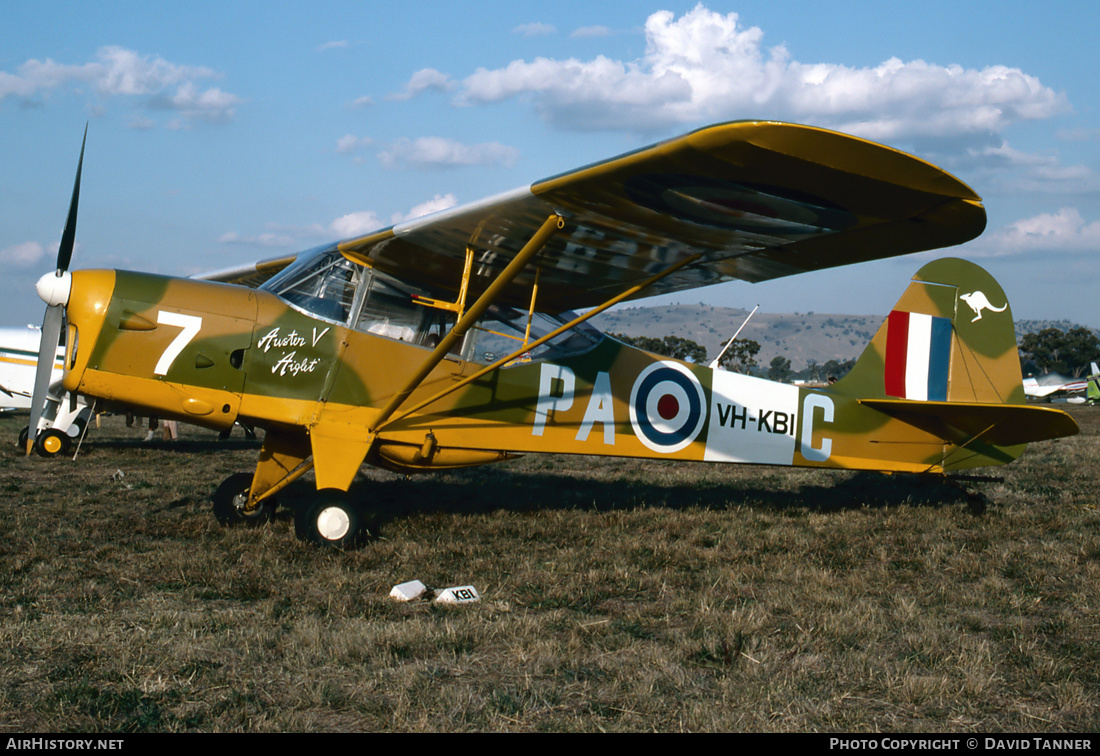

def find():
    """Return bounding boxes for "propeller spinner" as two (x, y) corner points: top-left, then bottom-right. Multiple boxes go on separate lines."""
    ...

(27, 125), (86, 455)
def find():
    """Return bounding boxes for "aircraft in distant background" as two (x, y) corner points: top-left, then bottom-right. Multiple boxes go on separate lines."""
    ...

(1023, 372), (1089, 402)
(1085, 363), (1100, 405)
(0, 325), (92, 455)
(26, 121), (1078, 548)
(0, 325), (48, 412)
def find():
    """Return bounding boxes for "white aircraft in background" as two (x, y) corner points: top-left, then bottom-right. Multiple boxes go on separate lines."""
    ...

(1023, 367), (1096, 404)
(0, 325), (92, 455)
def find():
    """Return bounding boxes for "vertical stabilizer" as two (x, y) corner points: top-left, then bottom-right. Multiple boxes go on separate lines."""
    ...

(837, 258), (1024, 406)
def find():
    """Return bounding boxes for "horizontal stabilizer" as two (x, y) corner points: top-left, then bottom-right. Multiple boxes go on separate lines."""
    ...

(860, 398), (1079, 446)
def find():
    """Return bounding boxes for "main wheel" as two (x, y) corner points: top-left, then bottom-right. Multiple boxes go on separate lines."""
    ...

(295, 489), (369, 549)
(17, 426), (29, 450)
(34, 428), (71, 458)
(212, 472), (275, 526)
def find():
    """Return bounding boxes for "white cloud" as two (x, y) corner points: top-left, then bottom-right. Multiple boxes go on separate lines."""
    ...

(329, 211), (384, 238)
(449, 5), (1067, 138)
(957, 141), (1100, 195)
(514, 23), (556, 37)
(973, 208), (1100, 257)
(387, 68), (453, 101)
(221, 196), (466, 249)
(92, 46), (216, 96)
(336, 134), (371, 154)
(0, 241), (45, 267)
(318, 40), (348, 52)
(348, 95), (374, 108)
(0, 45), (240, 126)
(149, 81), (241, 124)
(377, 137), (518, 169)
(394, 193), (458, 223)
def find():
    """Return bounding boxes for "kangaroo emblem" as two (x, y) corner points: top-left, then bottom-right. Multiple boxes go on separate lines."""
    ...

(960, 291), (1007, 322)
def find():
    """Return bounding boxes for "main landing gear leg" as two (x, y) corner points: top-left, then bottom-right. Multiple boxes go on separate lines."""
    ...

(212, 472), (275, 526)
(211, 428), (375, 548)
(212, 428), (311, 527)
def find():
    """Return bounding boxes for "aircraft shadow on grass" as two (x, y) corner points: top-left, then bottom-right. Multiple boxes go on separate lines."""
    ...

(160, 464), (975, 537)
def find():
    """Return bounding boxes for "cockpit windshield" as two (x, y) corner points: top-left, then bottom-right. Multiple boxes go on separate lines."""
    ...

(260, 244), (360, 324)
(260, 244), (605, 364)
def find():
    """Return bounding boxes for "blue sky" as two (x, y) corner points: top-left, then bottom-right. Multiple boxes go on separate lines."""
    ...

(3, 1), (1099, 329)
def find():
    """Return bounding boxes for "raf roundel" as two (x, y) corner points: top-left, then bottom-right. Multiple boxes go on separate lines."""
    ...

(629, 362), (708, 453)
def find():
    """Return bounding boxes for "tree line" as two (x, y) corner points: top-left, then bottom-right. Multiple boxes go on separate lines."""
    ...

(1018, 326), (1100, 377)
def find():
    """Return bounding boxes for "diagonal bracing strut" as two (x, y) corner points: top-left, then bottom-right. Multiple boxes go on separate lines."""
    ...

(368, 213), (566, 433)
(372, 252), (704, 434)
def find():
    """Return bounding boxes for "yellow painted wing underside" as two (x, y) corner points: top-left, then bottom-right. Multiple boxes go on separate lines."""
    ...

(339, 120), (987, 312)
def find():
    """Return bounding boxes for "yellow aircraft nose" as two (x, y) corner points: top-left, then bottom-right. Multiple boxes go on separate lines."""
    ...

(60, 269), (117, 393)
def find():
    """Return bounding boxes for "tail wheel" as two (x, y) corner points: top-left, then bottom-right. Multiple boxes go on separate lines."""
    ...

(296, 489), (370, 549)
(34, 428), (71, 458)
(212, 472), (275, 527)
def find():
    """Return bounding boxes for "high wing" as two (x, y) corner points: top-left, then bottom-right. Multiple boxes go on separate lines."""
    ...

(191, 252), (301, 288)
(338, 120), (986, 313)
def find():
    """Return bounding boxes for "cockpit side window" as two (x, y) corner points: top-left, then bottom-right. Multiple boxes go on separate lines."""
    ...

(354, 276), (423, 343)
(352, 270), (465, 355)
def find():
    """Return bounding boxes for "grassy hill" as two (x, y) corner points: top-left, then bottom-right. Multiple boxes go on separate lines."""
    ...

(593, 305), (884, 371)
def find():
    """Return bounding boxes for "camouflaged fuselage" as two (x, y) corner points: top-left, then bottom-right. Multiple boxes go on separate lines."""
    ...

(60, 259), (1076, 489)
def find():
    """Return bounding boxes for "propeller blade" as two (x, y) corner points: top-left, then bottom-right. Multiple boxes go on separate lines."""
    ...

(26, 305), (64, 455)
(27, 125), (87, 454)
(56, 124), (87, 274)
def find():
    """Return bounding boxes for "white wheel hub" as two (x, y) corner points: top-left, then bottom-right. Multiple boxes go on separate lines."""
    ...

(316, 506), (351, 540)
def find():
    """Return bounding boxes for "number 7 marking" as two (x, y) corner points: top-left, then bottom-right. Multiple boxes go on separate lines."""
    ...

(154, 311), (203, 376)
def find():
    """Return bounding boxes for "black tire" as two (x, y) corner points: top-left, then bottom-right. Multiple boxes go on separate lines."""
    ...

(34, 428), (70, 458)
(212, 472), (275, 527)
(17, 426), (29, 450)
(295, 489), (369, 549)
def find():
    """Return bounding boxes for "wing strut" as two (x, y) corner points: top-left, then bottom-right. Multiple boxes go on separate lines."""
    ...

(369, 214), (566, 433)
(372, 252), (704, 434)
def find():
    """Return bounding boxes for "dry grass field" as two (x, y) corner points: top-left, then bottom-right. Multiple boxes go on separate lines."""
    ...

(1, 408), (1098, 732)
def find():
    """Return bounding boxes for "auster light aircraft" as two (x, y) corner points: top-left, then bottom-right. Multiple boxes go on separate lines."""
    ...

(28, 121), (1078, 547)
